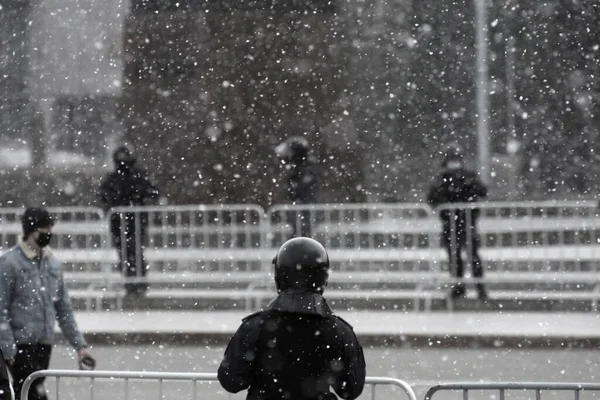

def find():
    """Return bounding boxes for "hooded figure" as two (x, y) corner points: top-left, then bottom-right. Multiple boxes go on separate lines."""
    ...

(427, 145), (489, 300)
(98, 145), (160, 296)
(218, 237), (366, 400)
(275, 137), (318, 238)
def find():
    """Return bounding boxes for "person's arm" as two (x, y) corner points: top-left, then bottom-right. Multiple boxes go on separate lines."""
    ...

(427, 182), (442, 207)
(98, 177), (113, 212)
(218, 316), (260, 393)
(466, 172), (488, 200)
(54, 268), (87, 351)
(475, 178), (488, 199)
(143, 179), (160, 201)
(332, 319), (366, 400)
(0, 259), (16, 361)
(133, 170), (159, 205)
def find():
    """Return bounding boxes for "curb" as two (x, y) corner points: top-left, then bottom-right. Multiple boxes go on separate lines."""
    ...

(55, 333), (600, 349)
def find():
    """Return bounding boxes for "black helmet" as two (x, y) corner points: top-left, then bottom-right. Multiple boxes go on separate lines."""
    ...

(273, 237), (330, 294)
(275, 136), (310, 163)
(113, 145), (136, 168)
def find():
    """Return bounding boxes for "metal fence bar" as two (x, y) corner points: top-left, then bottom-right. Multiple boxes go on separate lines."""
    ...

(106, 204), (267, 275)
(267, 203), (434, 272)
(424, 381), (600, 400)
(4, 202), (600, 305)
(20, 370), (417, 400)
(437, 201), (600, 273)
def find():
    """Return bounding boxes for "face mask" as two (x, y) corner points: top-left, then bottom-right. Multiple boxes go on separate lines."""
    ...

(36, 232), (52, 248)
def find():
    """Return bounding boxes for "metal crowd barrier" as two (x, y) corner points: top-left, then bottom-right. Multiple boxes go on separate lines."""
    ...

(424, 382), (600, 400)
(2, 201), (600, 280)
(106, 204), (268, 276)
(20, 370), (418, 400)
(435, 201), (600, 273)
(267, 203), (435, 272)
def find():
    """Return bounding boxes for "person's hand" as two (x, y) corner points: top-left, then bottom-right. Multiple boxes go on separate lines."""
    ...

(77, 348), (96, 370)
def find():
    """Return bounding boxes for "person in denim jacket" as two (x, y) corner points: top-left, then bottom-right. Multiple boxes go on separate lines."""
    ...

(0, 207), (95, 400)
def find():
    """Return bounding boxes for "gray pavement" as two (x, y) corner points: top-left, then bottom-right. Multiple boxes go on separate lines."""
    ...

(62, 310), (600, 348)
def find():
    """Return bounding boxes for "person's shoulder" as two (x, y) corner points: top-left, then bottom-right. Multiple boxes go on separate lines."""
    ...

(0, 246), (21, 262)
(0, 246), (22, 270)
(332, 315), (356, 332)
(44, 252), (62, 270)
(429, 172), (449, 189)
(461, 168), (480, 180)
(131, 167), (149, 177)
(242, 310), (263, 322)
(235, 311), (266, 335)
(241, 310), (268, 328)
(101, 171), (119, 183)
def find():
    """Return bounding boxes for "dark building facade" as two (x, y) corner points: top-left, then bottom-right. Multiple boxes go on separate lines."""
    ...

(121, 0), (365, 206)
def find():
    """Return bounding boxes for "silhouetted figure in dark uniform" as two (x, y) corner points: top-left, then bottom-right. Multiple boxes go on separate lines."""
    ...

(275, 137), (318, 238)
(98, 146), (159, 296)
(218, 237), (366, 400)
(427, 146), (488, 300)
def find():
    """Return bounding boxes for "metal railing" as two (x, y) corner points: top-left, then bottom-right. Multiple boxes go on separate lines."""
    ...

(435, 201), (600, 273)
(424, 382), (600, 400)
(267, 203), (435, 272)
(20, 370), (417, 400)
(106, 204), (268, 276)
(3, 202), (600, 291)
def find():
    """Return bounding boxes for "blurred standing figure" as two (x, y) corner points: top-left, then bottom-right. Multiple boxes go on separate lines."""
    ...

(427, 145), (489, 300)
(218, 237), (366, 400)
(0, 208), (95, 400)
(98, 146), (159, 296)
(275, 136), (317, 237)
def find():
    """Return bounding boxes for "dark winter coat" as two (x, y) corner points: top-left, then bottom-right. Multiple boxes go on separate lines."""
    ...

(285, 162), (317, 204)
(427, 167), (488, 241)
(427, 167), (487, 209)
(98, 167), (160, 212)
(218, 293), (366, 400)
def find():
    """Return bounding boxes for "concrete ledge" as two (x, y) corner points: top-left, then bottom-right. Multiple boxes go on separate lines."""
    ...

(57, 310), (600, 349)
(51, 332), (600, 349)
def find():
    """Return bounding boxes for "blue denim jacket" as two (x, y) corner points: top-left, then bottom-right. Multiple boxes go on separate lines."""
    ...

(0, 242), (86, 359)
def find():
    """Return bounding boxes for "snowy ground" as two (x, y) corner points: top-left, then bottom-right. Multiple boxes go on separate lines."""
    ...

(41, 344), (600, 400)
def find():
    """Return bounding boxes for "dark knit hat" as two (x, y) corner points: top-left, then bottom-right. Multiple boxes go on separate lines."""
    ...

(22, 207), (54, 237)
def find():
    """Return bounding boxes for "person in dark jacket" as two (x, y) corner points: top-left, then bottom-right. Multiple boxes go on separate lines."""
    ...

(98, 146), (160, 296)
(427, 146), (489, 300)
(218, 237), (366, 400)
(0, 350), (13, 400)
(275, 137), (318, 238)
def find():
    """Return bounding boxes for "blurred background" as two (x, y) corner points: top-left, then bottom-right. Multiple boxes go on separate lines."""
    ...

(0, 0), (598, 207)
